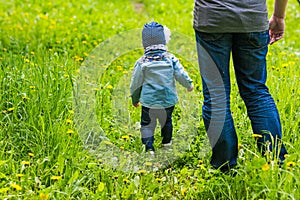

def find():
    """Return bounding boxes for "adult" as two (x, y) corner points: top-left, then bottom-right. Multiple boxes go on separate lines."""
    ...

(193, 0), (288, 172)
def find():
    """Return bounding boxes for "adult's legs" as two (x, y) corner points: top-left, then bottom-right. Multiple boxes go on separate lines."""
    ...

(195, 31), (238, 170)
(232, 31), (288, 161)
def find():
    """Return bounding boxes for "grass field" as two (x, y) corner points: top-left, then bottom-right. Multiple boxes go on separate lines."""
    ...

(0, 0), (299, 199)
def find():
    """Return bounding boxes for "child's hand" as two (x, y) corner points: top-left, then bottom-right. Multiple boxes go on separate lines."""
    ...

(133, 102), (140, 107)
(187, 85), (194, 92)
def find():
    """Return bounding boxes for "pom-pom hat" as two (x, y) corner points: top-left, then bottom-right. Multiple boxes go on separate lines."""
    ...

(142, 22), (171, 48)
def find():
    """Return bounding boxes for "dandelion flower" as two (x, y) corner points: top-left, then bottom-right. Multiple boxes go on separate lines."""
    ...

(286, 161), (296, 167)
(123, 178), (129, 184)
(104, 141), (113, 145)
(22, 96), (30, 101)
(144, 162), (152, 167)
(21, 161), (30, 166)
(98, 182), (105, 192)
(50, 176), (62, 181)
(28, 153), (34, 157)
(181, 188), (187, 196)
(252, 134), (263, 138)
(155, 178), (162, 183)
(29, 86), (36, 89)
(39, 193), (49, 200)
(117, 66), (123, 71)
(262, 163), (270, 171)
(66, 119), (73, 124)
(106, 85), (113, 89)
(137, 169), (147, 175)
(7, 107), (14, 112)
(121, 135), (129, 140)
(0, 187), (9, 193)
(16, 174), (24, 178)
(10, 183), (22, 191)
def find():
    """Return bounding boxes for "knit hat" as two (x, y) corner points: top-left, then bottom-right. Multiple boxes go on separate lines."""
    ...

(142, 22), (171, 48)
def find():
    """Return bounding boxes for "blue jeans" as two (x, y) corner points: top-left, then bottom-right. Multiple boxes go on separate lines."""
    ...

(141, 106), (174, 151)
(195, 30), (288, 170)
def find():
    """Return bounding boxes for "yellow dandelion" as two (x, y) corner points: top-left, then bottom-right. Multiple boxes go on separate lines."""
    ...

(10, 183), (22, 191)
(104, 141), (113, 145)
(98, 182), (105, 192)
(137, 198), (144, 200)
(66, 119), (73, 124)
(282, 63), (288, 68)
(144, 162), (152, 167)
(238, 143), (243, 149)
(30, 51), (35, 55)
(50, 175), (62, 181)
(123, 178), (129, 184)
(0, 187), (9, 193)
(7, 107), (14, 112)
(181, 188), (187, 196)
(28, 153), (34, 157)
(16, 174), (24, 178)
(3, 48), (7, 52)
(120, 146), (124, 150)
(252, 134), (263, 138)
(22, 96), (30, 101)
(286, 161), (296, 167)
(121, 135), (129, 140)
(24, 59), (30, 63)
(67, 129), (74, 135)
(39, 193), (49, 200)
(29, 85), (36, 89)
(137, 169), (147, 175)
(262, 163), (270, 171)
(106, 85), (113, 89)
(155, 178), (162, 183)
(21, 161), (30, 166)
(98, 159), (103, 163)
(82, 40), (87, 44)
(117, 66), (123, 71)
(288, 61), (295, 66)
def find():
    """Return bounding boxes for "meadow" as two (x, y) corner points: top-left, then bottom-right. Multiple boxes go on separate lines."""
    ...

(0, 0), (299, 199)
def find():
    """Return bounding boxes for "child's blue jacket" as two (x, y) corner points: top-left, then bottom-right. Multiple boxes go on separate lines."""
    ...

(130, 50), (193, 109)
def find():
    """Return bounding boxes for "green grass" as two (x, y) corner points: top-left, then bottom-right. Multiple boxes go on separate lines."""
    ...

(0, 0), (299, 199)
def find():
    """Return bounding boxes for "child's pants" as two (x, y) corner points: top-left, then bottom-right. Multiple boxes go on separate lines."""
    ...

(140, 106), (174, 151)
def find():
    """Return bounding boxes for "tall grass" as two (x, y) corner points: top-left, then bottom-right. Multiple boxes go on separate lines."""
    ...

(0, 0), (299, 199)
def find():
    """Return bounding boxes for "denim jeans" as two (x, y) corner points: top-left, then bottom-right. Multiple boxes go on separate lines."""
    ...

(195, 30), (288, 169)
(140, 106), (174, 151)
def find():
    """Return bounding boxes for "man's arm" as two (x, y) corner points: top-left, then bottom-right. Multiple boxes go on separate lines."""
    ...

(269, 0), (288, 45)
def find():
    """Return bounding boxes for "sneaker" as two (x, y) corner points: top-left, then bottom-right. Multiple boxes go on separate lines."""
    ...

(149, 150), (155, 158)
(162, 141), (172, 151)
(162, 141), (172, 147)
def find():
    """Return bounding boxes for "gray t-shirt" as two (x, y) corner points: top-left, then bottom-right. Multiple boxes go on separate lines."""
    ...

(193, 0), (269, 33)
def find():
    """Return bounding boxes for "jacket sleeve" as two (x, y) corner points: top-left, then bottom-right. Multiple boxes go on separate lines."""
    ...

(172, 56), (193, 88)
(130, 61), (144, 105)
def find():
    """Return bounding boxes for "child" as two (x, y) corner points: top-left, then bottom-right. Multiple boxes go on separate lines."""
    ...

(130, 22), (194, 156)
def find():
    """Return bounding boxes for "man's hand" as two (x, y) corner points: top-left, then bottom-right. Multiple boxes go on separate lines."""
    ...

(269, 15), (285, 45)
(133, 102), (140, 107)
